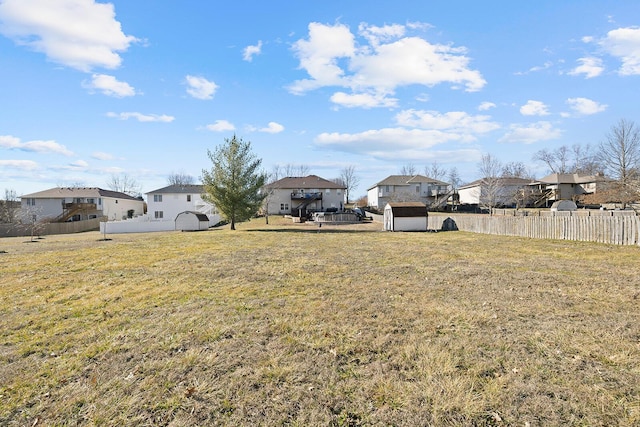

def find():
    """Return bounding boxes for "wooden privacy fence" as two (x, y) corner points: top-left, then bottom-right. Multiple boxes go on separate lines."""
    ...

(0, 217), (104, 238)
(428, 213), (640, 246)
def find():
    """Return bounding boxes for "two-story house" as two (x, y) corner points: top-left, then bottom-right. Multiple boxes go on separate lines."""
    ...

(145, 184), (217, 223)
(262, 175), (346, 216)
(367, 175), (451, 210)
(528, 173), (610, 207)
(20, 187), (144, 223)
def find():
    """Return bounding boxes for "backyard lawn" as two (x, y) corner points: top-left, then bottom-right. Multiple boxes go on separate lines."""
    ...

(1, 217), (639, 426)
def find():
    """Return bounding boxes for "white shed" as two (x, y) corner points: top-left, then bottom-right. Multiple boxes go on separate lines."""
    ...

(550, 200), (577, 212)
(383, 202), (428, 231)
(175, 211), (210, 231)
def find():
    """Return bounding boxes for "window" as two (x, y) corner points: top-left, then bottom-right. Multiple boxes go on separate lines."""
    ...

(325, 188), (331, 194)
(280, 203), (289, 211)
(416, 185), (420, 193)
(98, 198), (102, 206)
(26, 198), (35, 206)
(154, 194), (163, 202)
(385, 185), (390, 192)
(154, 211), (164, 219)
(187, 194), (191, 202)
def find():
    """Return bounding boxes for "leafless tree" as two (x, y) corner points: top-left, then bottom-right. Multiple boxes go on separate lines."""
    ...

(400, 163), (416, 176)
(425, 161), (447, 181)
(598, 119), (640, 208)
(0, 189), (19, 223)
(339, 165), (360, 204)
(533, 143), (601, 175)
(106, 174), (142, 198)
(478, 154), (504, 214)
(282, 163), (310, 177)
(501, 161), (533, 179)
(447, 167), (462, 189)
(167, 172), (195, 186)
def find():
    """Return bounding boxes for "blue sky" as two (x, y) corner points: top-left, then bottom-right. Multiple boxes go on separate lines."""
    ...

(1, 0), (640, 199)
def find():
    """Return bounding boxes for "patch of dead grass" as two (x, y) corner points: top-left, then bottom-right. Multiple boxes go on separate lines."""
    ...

(1, 217), (639, 426)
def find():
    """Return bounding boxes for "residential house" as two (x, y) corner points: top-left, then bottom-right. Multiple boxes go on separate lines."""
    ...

(528, 173), (609, 207)
(262, 175), (346, 216)
(458, 177), (533, 209)
(383, 202), (428, 232)
(145, 184), (217, 223)
(367, 175), (451, 210)
(20, 187), (144, 223)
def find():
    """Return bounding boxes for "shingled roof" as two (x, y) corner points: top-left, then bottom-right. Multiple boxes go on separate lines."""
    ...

(368, 175), (449, 190)
(21, 187), (140, 201)
(146, 184), (204, 194)
(264, 175), (345, 189)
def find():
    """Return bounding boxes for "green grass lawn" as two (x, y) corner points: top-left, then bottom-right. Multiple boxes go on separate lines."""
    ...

(1, 217), (639, 426)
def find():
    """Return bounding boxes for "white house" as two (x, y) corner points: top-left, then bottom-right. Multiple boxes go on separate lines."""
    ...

(383, 202), (428, 231)
(458, 177), (533, 209)
(367, 175), (451, 210)
(20, 187), (144, 223)
(146, 184), (218, 224)
(262, 175), (346, 216)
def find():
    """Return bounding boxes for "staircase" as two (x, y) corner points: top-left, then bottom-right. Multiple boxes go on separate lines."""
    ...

(53, 203), (97, 222)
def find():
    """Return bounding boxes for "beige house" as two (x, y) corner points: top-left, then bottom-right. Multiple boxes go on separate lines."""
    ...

(529, 173), (609, 207)
(367, 175), (451, 209)
(262, 175), (346, 216)
(20, 187), (144, 223)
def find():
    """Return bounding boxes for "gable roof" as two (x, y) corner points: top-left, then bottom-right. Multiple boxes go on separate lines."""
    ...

(459, 177), (533, 190)
(21, 187), (140, 201)
(368, 175), (449, 190)
(264, 175), (345, 189)
(535, 173), (607, 185)
(147, 184), (204, 194)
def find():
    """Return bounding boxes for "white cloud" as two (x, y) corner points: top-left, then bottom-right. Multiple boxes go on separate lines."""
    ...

(0, 135), (74, 156)
(0, 0), (137, 72)
(0, 159), (39, 170)
(288, 22), (485, 107)
(243, 40), (262, 62)
(330, 91), (398, 109)
(599, 26), (640, 75)
(106, 112), (175, 122)
(478, 102), (496, 111)
(185, 75), (218, 100)
(91, 151), (114, 160)
(499, 121), (562, 144)
(84, 74), (136, 97)
(260, 122), (285, 134)
(565, 97), (607, 116)
(395, 110), (500, 134)
(205, 120), (235, 132)
(568, 57), (604, 78)
(520, 100), (550, 116)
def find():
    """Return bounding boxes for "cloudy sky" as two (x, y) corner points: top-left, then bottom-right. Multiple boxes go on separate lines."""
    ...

(1, 0), (640, 198)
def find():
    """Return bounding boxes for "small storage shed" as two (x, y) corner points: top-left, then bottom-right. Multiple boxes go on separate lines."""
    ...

(383, 202), (428, 231)
(175, 211), (210, 231)
(550, 200), (577, 212)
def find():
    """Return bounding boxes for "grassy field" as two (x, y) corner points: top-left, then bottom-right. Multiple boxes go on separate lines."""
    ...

(1, 217), (639, 426)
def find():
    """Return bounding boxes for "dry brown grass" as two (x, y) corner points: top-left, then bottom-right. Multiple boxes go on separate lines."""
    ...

(1, 216), (639, 426)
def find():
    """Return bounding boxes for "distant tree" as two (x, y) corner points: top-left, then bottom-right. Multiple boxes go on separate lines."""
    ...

(425, 161), (447, 181)
(501, 161), (533, 179)
(167, 172), (195, 186)
(283, 163), (310, 177)
(447, 167), (462, 189)
(201, 135), (267, 230)
(339, 165), (361, 204)
(478, 154), (504, 214)
(598, 119), (640, 208)
(533, 143), (601, 175)
(106, 174), (141, 198)
(400, 163), (416, 176)
(0, 189), (19, 224)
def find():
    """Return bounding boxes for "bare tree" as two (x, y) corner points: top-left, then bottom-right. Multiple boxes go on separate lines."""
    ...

(167, 172), (195, 186)
(533, 143), (601, 175)
(339, 165), (360, 204)
(501, 161), (532, 179)
(282, 164), (310, 177)
(400, 163), (416, 176)
(106, 174), (142, 198)
(478, 154), (504, 214)
(598, 119), (640, 208)
(425, 161), (447, 181)
(0, 189), (19, 224)
(447, 167), (462, 189)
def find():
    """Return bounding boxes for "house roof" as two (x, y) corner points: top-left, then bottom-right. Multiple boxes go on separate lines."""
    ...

(264, 175), (345, 189)
(535, 173), (607, 185)
(459, 177), (533, 190)
(384, 201), (428, 217)
(146, 184), (204, 194)
(21, 187), (141, 201)
(368, 175), (449, 190)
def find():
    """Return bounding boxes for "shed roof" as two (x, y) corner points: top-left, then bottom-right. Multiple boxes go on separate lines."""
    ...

(21, 187), (140, 201)
(385, 202), (428, 217)
(176, 211), (209, 221)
